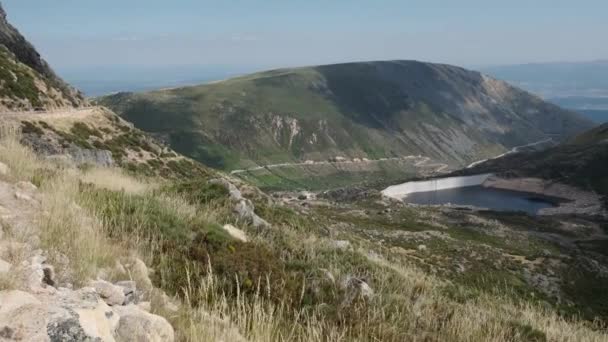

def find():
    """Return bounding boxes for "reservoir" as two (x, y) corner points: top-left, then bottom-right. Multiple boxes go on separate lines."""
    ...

(404, 185), (557, 215)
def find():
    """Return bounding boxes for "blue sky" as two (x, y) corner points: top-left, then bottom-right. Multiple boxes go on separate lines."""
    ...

(4, 0), (608, 71)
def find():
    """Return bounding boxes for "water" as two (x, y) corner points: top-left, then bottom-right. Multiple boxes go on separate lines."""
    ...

(404, 185), (558, 215)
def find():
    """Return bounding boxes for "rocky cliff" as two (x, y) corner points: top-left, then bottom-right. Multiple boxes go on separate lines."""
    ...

(0, 2), (86, 111)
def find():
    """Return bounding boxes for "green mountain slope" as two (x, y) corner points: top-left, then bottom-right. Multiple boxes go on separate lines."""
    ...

(0, 3), (85, 110)
(464, 123), (608, 198)
(100, 61), (593, 173)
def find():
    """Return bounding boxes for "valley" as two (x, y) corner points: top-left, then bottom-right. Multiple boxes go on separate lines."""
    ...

(99, 60), (593, 191)
(0, 2), (606, 341)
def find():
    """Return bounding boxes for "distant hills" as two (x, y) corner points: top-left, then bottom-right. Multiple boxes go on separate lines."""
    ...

(481, 61), (608, 123)
(480, 60), (608, 98)
(466, 122), (608, 198)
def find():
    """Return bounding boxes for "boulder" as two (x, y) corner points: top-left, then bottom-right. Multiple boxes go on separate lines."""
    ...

(114, 304), (174, 342)
(210, 179), (270, 229)
(341, 276), (374, 307)
(48, 287), (119, 341)
(222, 224), (248, 242)
(125, 258), (153, 297)
(331, 240), (351, 251)
(92, 280), (125, 306)
(0, 290), (47, 341)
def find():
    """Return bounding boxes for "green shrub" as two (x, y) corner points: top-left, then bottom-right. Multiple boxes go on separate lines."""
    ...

(167, 179), (228, 205)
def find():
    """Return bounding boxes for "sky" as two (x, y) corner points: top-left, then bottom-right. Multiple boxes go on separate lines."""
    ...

(3, 0), (608, 72)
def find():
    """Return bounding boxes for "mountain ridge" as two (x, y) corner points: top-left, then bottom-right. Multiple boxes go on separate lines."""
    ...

(100, 60), (594, 178)
(0, 2), (85, 110)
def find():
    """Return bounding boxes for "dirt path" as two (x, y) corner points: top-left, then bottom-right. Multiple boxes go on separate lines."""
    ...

(230, 155), (450, 175)
(467, 138), (555, 168)
(0, 106), (99, 121)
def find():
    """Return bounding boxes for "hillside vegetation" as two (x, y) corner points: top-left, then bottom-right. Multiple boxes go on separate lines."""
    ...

(0, 3), (85, 110)
(2, 123), (608, 341)
(100, 61), (592, 178)
(463, 123), (608, 199)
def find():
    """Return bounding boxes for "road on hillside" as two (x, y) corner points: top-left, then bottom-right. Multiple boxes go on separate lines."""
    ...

(230, 155), (450, 176)
(0, 106), (99, 120)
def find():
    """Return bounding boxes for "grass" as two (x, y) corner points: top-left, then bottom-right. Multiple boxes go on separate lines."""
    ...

(0, 124), (606, 341)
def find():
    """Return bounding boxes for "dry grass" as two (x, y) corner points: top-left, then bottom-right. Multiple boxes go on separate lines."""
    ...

(0, 123), (45, 183)
(0, 124), (606, 341)
(37, 173), (122, 285)
(79, 167), (150, 194)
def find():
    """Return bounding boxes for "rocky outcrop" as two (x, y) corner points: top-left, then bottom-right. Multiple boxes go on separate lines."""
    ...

(0, 2), (86, 109)
(0, 285), (174, 342)
(21, 133), (115, 168)
(0, 163), (173, 341)
(210, 178), (270, 229)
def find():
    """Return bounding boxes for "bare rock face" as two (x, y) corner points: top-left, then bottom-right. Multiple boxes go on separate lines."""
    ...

(66, 146), (114, 168)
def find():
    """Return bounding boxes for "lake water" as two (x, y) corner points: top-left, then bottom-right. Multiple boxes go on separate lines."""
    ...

(404, 185), (558, 215)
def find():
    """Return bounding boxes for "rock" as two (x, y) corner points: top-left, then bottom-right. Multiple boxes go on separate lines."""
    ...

(222, 224), (248, 242)
(126, 258), (153, 297)
(0, 162), (9, 176)
(0, 290), (41, 314)
(14, 190), (34, 202)
(210, 179), (270, 229)
(42, 264), (55, 287)
(26, 252), (51, 290)
(15, 181), (37, 192)
(67, 145), (114, 167)
(137, 301), (151, 312)
(234, 198), (270, 229)
(341, 276), (374, 307)
(331, 240), (351, 251)
(92, 279), (125, 306)
(115, 280), (139, 304)
(0, 259), (10, 274)
(50, 287), (119, 341)
(417, 244), (427, 252)
(0, 290), (47, 341)
(114, 304), (175, 342)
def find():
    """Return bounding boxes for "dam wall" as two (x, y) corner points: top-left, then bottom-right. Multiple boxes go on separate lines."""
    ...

(382, 173), (492, 199)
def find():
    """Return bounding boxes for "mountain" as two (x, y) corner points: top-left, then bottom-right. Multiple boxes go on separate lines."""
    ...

(0, 3), (85, 110)
(100, 61), (593, 177)
(465, 123), (608, 199)
(1, 3), (608, 340)
(480, 60), (608, 98)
